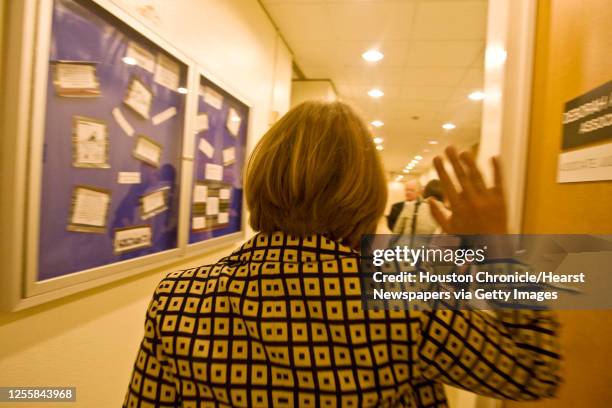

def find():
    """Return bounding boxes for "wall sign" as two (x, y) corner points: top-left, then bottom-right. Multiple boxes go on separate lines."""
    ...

(561, 80), (612, 149)
(558, 80), (612, 183)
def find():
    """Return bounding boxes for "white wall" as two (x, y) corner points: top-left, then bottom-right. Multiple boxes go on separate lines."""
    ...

(290, 79), (337, 107)
(0, 1), (292, 406)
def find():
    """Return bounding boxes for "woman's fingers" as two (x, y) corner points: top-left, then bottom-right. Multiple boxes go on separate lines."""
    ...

(433, 156), (459, 205)
(492, 156), (505, 194)
(428, 198), (451, 233)
(459, 151), (487, 193)
(445, 146), (476, 199)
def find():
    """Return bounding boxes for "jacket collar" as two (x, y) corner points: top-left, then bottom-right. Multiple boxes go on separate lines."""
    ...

(222, 231), (357, 264)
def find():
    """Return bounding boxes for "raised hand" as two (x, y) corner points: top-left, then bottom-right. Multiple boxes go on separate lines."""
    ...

(429, 146), (508, 234)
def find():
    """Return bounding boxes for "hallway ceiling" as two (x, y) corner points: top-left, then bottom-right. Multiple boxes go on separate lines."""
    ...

(261, 0), (488, 176)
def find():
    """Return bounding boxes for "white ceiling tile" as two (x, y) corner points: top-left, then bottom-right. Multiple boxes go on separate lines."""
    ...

(327, 1), (417, 41)
(264, 2), (335, 41)
(405, 41), (483, 67)
(401, 86), (455, 101)
(456, 68), (484, 89)
(413, 1), (488, 41)
(402, 67), (466, 87)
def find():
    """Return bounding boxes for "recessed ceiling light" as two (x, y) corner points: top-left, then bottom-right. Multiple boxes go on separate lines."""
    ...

(429, 140), (439, 145)
(373, 137), (383, 144)
(442, 123), (456, 130)
(177, 87), (188, 94)
(371, 120), (384, 127)
(468, 90), (486, 101)
(122, 56), (137, 65)
(362, 49), (384, 62)
(403, 169), (410, 173)
(486, 46), (507, 66)
(423, 148), (430, 153)
(376, 145), (383, 151)
(414, 155), (423, 160)
(367, 88), (384, 98)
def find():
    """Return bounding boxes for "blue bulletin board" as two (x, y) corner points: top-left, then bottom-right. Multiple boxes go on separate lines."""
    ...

(36, 0), (187, 281)
(1, 0), (252, 308)
(189, 75), (249, 245)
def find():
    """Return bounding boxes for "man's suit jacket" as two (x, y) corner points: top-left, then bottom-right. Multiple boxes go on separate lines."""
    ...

(387, 201), (405, 231)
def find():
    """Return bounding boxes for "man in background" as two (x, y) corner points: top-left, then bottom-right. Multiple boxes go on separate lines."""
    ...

(387, 180), (420, 231)
(390, 179), (440, 238)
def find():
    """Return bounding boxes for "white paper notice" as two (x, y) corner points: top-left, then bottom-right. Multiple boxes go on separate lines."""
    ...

(202, 86), (224, 109)
(223, 147), (236, 166)
(198, 138), (214, 158)
(193, 184), (208, 203)
(192, 216), (206, 230)
(71, 187), (110, 228)
(219, 189), (231, 200)
(154, 53), (180, 90)
(195, 113), (209, 133)
(112, 107), (134, 137)
(205, 163), (223, 181)
(125, 41), (155, 72)
(206, 197), (219, 216)
(56, 63), (98, 89)
(152, 106), (177, 125)
(218, 212), (229, 224)
(117, 172), (141, 184)
(226, 107), (242, 137)
(133, 136), (161, 167)
(124, 78), (153, 119)
(142, 189), (166, 216)
(114, 226), (152, 253)
(74, 118), (107, 167)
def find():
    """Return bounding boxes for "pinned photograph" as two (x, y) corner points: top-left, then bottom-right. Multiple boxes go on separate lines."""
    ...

(192, 216), (206, 232)
(124, 77), (153, 119)
(113, 225), (152, 254)
(205, 163), (223, 181)
(223, 147), (236, 166)
(201, 85), (224, 110)
(124, 41), (155, 73)
(226, 107), (242, 137)
(198, 137), (214, 158)
(193, 182), (208, 204)
(154, 53), (180, 91)
(133, 135), (162, 167)
(72, 116), (109, 168)
(53, 61), (101, 97)
(140, 187), (169, 220)
(67, 185), (111, 233)
(195, 113), (209, 133)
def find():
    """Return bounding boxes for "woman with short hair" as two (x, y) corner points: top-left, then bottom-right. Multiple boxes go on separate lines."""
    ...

(124, 101), (560, 408)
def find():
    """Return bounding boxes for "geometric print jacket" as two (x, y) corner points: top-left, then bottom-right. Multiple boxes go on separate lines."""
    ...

(124, 232), (561, 408)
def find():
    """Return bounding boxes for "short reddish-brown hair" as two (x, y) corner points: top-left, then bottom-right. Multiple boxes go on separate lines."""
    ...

(245, 100), (387, 248)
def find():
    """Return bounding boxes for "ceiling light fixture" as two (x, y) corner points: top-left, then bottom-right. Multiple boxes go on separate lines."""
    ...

(367, 88), (384, 98)
(376, 145), (384, 151)
(362, 49), (384, 62)
(177, 87), (188, 94)
(468, 90), (486, 101)
(371, 120), (384, 127)
(373, 137), (383, 144)
(122, 56), (137, 65)
(414, 155), (423, 160)
(442, 123), (456, 130)
(486, 46), (508, 66)
(429, 140), (439, 145)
